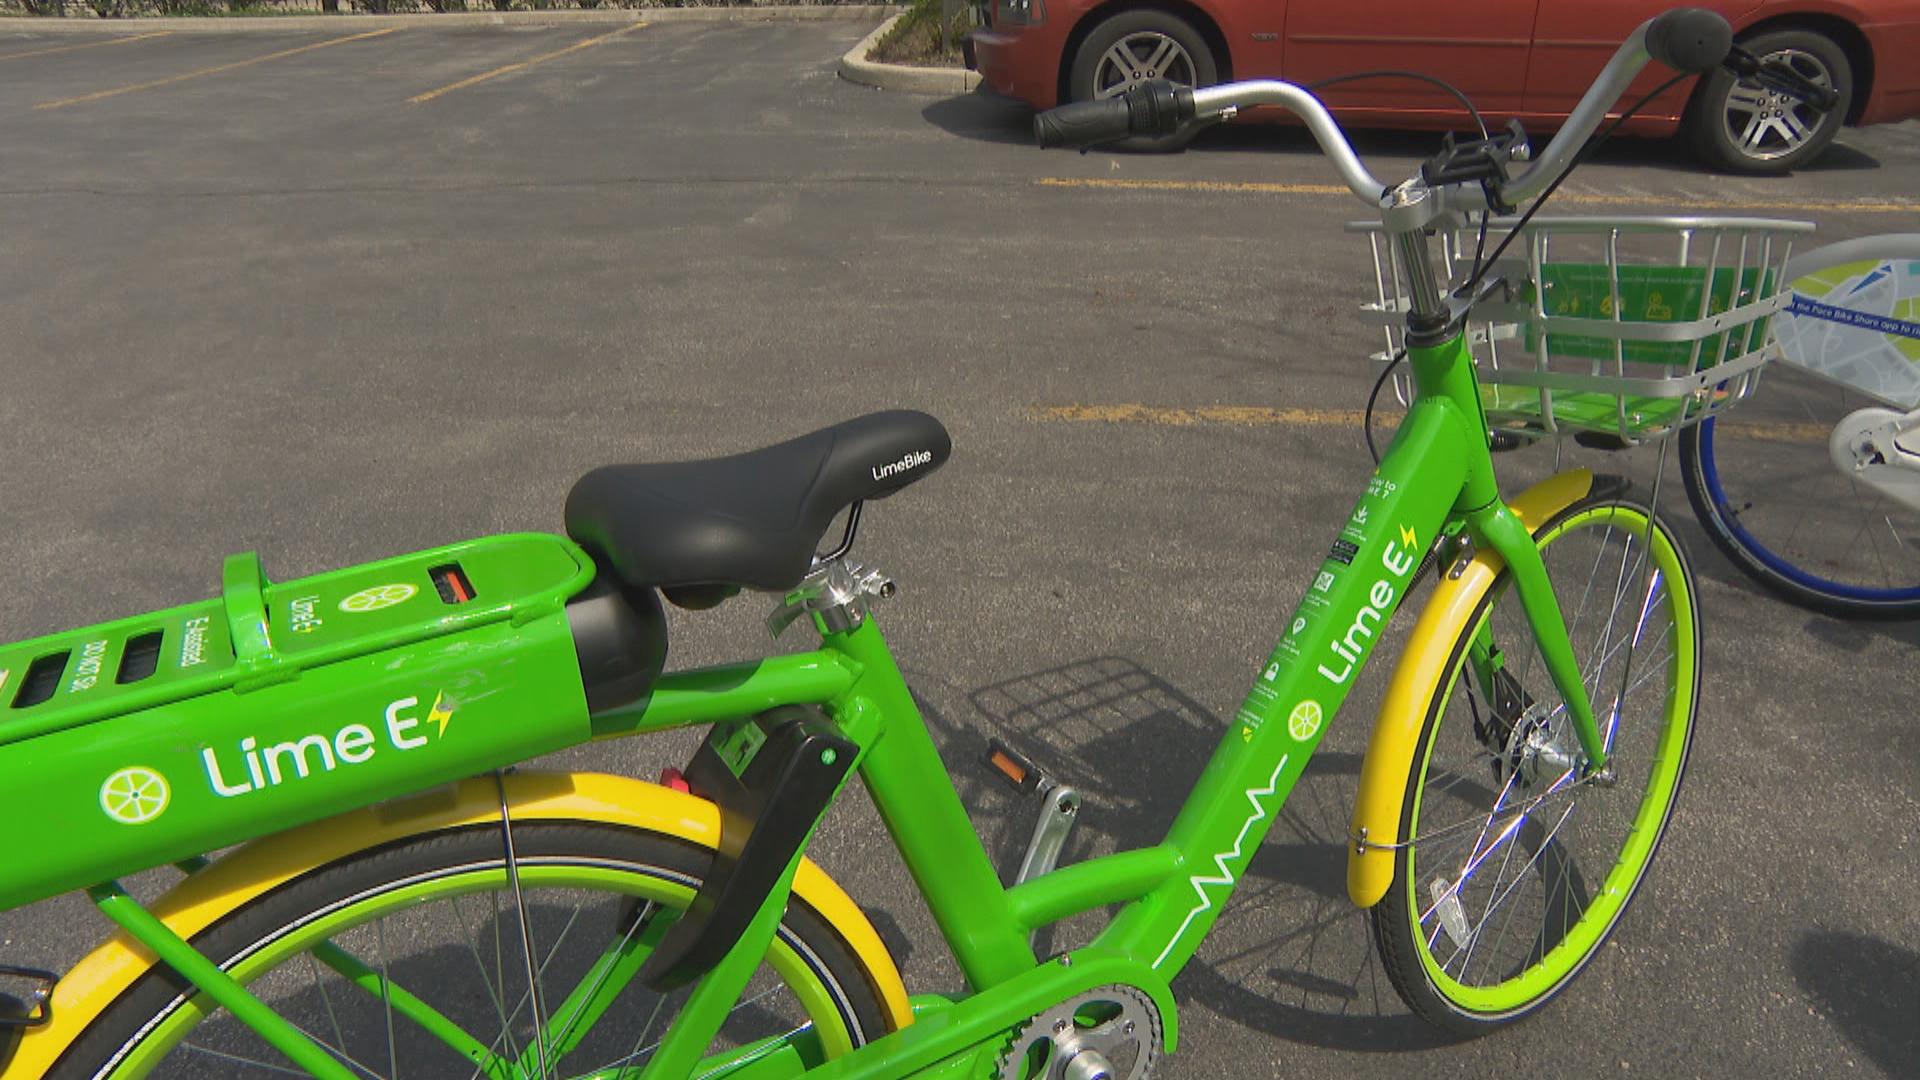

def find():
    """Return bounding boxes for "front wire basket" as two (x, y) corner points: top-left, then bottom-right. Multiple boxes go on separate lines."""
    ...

(1349, 216), (1817, 445)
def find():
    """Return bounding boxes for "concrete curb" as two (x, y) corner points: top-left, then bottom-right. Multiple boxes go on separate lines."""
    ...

(0, 5), (898, 34)
(836, 12), (977, 95)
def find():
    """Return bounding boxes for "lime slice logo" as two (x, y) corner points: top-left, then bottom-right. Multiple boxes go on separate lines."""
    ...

(338, 583), (417, 614)
(1287, 700), (1323, 742)
(100, 766), (170, 825)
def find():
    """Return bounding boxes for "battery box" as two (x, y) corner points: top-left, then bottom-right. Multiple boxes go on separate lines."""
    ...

(0, 533), (601, 910)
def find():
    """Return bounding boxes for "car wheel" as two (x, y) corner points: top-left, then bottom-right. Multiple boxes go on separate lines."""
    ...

(1684, 27), (1852, 174)
(1068, 9), (1219, 152)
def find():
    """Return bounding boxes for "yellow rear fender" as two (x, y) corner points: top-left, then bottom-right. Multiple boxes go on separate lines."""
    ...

(7, 772), (912, 1078)
(1346, 469), (1597, 909)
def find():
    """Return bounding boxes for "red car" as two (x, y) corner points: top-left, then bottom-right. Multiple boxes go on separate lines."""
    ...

(965, 0), (1920, 173)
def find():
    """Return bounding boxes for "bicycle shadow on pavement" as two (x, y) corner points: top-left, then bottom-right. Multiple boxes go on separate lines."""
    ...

(1791, 930), (1920, 1074)
(964, 656), (1460, 1052)
(920, 91), (1039, 147)
(1667, 514), (1920, 653)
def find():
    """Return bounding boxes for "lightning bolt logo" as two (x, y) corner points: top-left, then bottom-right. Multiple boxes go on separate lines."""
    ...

(1153, 754), (1290, 969)
(1399, 523), (1418, 549)
(427, 691), (455, 737)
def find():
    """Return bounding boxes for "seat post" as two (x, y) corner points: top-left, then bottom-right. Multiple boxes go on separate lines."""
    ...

(765, 558), (897, 641)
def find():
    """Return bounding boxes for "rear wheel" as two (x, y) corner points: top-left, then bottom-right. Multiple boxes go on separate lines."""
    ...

(1067, 10), (1218, 152)
(55, 822), (892, 1079)
(1680, 406), (1920, 619)
(1373, 496), (1698, 1033)
(1684, 27), (1851, 174)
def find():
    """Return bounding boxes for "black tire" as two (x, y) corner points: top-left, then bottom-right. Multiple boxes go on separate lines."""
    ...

(1372, 495), (1700, 1035)
(53, 823), (893, 1079)
(1683, 27), (1852, 174)
(1067, 9), (1218, 153)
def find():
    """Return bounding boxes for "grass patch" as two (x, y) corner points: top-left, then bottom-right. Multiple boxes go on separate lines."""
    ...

(868, 0), (968, 68)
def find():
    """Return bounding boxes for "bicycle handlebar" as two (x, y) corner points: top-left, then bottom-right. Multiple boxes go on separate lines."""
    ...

(1034, 8), (1736, 214)
(1034, 79), (1195, 149)
(1500, 7), (1729, 204)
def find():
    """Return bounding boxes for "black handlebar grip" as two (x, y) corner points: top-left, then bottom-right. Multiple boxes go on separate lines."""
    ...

(1035, 80), (1198, 149)
(1644, 7), (1733, 74)
(1035, 96), (1133, 149)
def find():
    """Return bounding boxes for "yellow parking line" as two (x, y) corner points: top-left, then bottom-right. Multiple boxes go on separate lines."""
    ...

(0, 31), (172, 63)
(1030, 403), (1827, 442)
(1035, 177), (1920, 215)
(409, 21), (644, 104)
(34, 28), (398, 110)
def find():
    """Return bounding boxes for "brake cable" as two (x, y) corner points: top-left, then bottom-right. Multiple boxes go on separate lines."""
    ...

(1460, 72), (1692, 294)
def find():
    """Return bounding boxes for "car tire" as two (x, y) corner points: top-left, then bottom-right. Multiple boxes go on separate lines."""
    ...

(1068, 9), (1219, 152)
(1683, 27), (1852, 174)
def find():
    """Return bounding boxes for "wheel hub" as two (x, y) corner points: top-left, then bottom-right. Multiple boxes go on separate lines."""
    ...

(1505, 703), (1581, 787)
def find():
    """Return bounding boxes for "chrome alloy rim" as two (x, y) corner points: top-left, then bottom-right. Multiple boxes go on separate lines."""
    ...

(1719, 47), (1835, 161)
(1091, 31), (1197, 99)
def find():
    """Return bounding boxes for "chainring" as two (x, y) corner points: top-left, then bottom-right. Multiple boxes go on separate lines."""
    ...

(994, 984), (1161, 1080)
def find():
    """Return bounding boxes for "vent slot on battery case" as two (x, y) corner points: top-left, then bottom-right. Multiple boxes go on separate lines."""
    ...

(116, 631), (165, 685)
(10, 652), (70, 709)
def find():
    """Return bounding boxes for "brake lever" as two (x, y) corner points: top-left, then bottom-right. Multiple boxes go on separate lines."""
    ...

(1724, 45), (1841, 111)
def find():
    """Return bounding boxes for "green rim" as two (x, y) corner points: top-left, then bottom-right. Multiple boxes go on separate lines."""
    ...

(1405, 503), (1696, 1015)
(106, 861), (857, 1078)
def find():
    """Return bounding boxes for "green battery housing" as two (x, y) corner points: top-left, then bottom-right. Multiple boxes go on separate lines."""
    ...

(0, 534), (599, 910)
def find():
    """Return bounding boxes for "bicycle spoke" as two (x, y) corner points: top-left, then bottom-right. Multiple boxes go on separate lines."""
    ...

(450, 892), (523, 1067)
(1454, 813), (1528, 982)
(306, 951), (349, 1057)
(184, 1012), (389, 1080)
(178, 1042), (338, 1078)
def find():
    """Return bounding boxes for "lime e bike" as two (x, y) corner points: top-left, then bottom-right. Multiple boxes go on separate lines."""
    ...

(1, 10), (1770, 1079)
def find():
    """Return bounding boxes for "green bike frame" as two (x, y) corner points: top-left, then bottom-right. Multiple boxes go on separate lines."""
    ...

(3, 342), (1611, 1080)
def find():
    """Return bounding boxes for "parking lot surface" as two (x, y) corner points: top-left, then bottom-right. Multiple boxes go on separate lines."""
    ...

(0, 16), (1915, 1079)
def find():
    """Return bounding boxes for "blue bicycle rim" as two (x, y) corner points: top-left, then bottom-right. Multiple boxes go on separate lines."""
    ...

(1697, 416), (1920, 602)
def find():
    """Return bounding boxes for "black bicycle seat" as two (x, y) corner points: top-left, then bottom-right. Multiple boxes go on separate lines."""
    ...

(565, 410), (951, 597)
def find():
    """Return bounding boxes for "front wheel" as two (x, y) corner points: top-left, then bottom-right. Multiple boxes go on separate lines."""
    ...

(53, 822), (893, 1079)
(1067, 10), (1218, 153)
(1373, 495), (1699, 1034)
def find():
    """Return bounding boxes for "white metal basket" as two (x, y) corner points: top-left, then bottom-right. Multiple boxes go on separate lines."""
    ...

(1350, 215), (1817, 444)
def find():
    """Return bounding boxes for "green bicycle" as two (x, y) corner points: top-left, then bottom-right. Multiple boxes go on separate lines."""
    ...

(1, 10), (1771, 1079)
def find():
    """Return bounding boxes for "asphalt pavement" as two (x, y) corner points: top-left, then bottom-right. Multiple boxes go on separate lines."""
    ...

(0, 15), (1914, 1079)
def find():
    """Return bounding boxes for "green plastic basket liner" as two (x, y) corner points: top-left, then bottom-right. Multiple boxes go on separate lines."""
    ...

(1481, 385), (1699, 436)
(1523, 263), (1775, 368)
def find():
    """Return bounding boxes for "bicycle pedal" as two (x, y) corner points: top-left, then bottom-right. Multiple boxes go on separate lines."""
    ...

(982, 740), (1082, 888)
(981, 737), (1054, 796)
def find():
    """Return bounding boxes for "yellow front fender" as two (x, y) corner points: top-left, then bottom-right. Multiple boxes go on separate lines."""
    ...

(1346, 469), (1596, 909)
(7, 772), (912, 1078)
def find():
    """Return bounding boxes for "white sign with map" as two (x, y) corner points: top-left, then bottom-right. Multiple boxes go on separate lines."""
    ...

(1773, 235), (1920, 409)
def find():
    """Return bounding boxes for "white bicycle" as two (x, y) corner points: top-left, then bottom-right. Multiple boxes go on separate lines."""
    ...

(1676, 234), (1920, 619)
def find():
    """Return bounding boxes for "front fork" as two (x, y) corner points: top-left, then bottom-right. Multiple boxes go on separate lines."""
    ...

(1465, 500), (1610, 775)
(1405, 309), (1609, 777)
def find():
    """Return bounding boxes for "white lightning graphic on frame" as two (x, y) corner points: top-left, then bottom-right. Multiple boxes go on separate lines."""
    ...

(1153, 754), (1290, 969)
